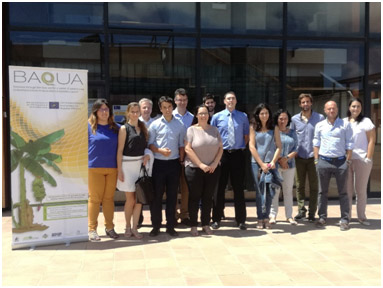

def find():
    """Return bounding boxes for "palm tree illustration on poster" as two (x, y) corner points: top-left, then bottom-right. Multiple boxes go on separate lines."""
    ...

(11, 129), (64, 233)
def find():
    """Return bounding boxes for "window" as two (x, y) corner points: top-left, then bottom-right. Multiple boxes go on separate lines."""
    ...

(10, 31), (104, 81)
(9, 3), (103, 28)
(369, 2), (381, 37)
(201, 2), (282, 35)
(287, 3), (364, 37)
(109, 34), (195, 113)
(286, 41), (364, 118)
(108, 3), (195, 32)
(201, 38), (281, 114)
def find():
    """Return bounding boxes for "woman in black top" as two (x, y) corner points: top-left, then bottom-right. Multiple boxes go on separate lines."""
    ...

(117, 102), (150, 239)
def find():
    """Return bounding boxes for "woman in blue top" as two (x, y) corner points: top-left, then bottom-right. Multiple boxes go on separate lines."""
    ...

(269, 109), (298, 225)
(249, 103), (281, 229)
(88, 99), (120, 241)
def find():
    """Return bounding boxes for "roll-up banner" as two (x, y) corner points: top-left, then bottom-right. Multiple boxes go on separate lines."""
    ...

(9, 66), (89, 249)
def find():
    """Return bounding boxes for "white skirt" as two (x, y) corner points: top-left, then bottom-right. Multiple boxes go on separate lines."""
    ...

(117, 155), (143, 192)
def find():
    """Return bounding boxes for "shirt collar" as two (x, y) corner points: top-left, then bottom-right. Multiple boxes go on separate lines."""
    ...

(225, 108), (236, 116)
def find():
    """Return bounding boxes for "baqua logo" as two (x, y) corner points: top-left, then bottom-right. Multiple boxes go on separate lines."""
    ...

(42, 234), (48, 239)
(13, 70), (84, 86)
(49, 102), (59, 109)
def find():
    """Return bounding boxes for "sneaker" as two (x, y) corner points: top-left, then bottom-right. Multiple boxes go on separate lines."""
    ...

(269, 217), (276, 224)
(287, 218), (297, 225)
(210, 221), (220, 229)
(88, 230), (101, 242)
(105, 228), (120, 239)
(340, 221), (350, 231)
(294, 211), (306, 220)
(358, 219), (371, 226)
(316, 218), (326, 228)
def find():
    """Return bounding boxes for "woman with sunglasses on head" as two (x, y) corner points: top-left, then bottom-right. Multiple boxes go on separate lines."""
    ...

(88, 99), (120, 241)
(116, 102), (150, 239)
(249, 103), (282, 229)
(344, 97), (376, 226)
(184, 104), (223, 236)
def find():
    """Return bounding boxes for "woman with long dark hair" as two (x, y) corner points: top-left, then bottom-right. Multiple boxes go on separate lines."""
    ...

(249, 103), (281, 229)
(344, 97), (376, 226)
(88, 99), (120, 241)
(184, 105), (223, 236)
(269, 109), (298, 225)
(117, 102), (150, 239)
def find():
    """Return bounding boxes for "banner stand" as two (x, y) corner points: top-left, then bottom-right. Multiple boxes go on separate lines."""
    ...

(9, 66), (89, 249)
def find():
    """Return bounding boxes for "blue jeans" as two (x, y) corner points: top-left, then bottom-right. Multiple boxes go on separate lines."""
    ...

(251, 162), (272, 220)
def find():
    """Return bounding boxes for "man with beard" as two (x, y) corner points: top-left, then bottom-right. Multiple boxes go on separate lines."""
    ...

(290, 94), (324, 222)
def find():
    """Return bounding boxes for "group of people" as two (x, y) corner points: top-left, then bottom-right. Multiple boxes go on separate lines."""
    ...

(87, 89), (375, 241)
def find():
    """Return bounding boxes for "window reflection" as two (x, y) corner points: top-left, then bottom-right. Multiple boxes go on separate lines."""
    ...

(201, 38), (281, 114)
(286, 42), (364, 118)
(10, 3), (103, 27)
(109, 35), (195, 112)
(370, 2), (381, 36)
(201, 2), (282, 34)
(10, 32), (104, 81)
(287, 3), (364, 36)
(108, 3), (195, 31)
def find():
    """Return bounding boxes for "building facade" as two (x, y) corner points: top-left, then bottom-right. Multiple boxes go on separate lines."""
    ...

(2, 2), (381, 207)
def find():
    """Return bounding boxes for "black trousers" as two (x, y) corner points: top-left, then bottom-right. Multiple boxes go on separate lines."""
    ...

(185, 165), (221, 227)
(212, 150), (247, 224)
(150, 159), (181, 229)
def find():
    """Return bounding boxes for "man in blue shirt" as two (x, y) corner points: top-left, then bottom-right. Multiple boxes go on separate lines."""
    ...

(148, 96), (186, 237)
(313, 100), (353, 231)
(172, 88), (193, 226)
(211, 91), (249, 230)
(290, 94), (324, 222)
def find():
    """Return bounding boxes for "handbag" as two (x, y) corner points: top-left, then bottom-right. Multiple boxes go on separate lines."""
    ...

(135, 163), (154, 204)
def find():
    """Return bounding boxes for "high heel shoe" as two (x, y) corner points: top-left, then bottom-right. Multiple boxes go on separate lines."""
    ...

(257, 219), (264, 229)
(190, 226), (199, 236)
(124, 226), (132, 237)
(131, 228), (143, 239)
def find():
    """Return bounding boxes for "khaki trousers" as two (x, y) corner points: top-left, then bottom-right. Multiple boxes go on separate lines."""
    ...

(88, 168), (117, 231)
(347, 159), (372, 221)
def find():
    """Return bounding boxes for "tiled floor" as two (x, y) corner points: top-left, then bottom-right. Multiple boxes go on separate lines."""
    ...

(2, 199), (381, 286)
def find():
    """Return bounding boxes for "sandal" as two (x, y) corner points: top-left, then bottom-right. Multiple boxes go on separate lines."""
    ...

(202, 225), (213, 235)
(131, 228), (143, 239)
(264, 219), (271, 229)
(190, 227), (199, 236)
(124, 226), (132, 238)
(257, 219), (264, 229)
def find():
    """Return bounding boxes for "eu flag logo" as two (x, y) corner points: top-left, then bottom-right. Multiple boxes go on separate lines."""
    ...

(49, 102), (59, 109)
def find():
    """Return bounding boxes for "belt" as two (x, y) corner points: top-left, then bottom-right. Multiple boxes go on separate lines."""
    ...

(319, 155), (346, 162)
(225, 149), (244, 153)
